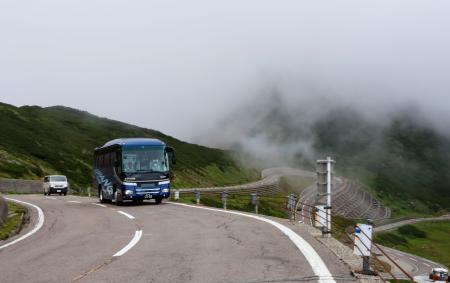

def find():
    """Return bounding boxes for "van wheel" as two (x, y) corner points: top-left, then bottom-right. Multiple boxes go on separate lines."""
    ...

(63, 192), (67, 196)
(155, 197), (163, 204)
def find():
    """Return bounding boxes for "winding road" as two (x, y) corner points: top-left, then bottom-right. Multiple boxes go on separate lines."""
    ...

(0, 195), (354, 283)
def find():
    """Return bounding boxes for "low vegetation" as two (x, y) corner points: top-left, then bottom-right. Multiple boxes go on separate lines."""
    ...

(374, 221), (450, 268)
(177, 193), (290, 218)
(0, 201), (28, 240)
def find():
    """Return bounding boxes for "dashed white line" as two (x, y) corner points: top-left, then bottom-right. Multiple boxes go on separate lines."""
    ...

(409, 257), (418, 262)
(0, 198), (45, 251)
(117, 210), (135, 220)
(67, 201), (81, 204)
(423, 263), (431, 267)
(113, 230), (143, 257)
(45, 196), (57, 200)
(92, 203), (107, 208)
(170, 202), (336, 283)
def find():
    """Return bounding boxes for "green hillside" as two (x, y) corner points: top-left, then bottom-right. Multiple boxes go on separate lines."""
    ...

(312, 109), (450, 215)
(0, 102), (258, 193)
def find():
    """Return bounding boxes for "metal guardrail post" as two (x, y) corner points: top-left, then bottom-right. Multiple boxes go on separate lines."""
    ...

(195, 190), (200, 205)
(251, 193), (258, 214)
(221, 191), (228, 209)
(287, 194), (296, 222)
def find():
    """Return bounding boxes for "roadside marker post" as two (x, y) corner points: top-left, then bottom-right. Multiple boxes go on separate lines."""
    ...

(195, 190), (200, 205)
(174, 190), (180, 201)
(251, 193), (258, 214)
(287, 194), (296, 222)
(221, 191), (228, 210)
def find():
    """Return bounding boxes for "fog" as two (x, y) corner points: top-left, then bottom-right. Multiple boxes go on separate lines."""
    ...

(1, 1), (449, 144)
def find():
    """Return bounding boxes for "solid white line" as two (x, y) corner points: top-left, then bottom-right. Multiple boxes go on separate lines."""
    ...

(0, 198), (45, 251)
(67, 201), (81, 204)
(113, 230), (142, 257)
(170, 202), (336, 283)
(92, 203), (107, 208)
(117, 210), (135, 220)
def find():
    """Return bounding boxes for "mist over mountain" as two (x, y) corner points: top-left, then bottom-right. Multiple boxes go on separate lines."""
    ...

(199, 93), (450, 212)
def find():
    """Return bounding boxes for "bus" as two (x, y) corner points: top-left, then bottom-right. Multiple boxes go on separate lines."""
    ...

(93, 138), (175, 205)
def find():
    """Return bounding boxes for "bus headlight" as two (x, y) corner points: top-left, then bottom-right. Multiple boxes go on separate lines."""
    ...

(125, 190), (133, 195)
(162, 188), (169, 193)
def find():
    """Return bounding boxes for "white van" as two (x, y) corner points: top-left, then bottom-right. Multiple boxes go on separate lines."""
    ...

(43, 175), (69, 196)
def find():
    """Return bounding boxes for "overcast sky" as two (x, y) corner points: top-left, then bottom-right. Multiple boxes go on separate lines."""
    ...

(1, 1), (449, 142)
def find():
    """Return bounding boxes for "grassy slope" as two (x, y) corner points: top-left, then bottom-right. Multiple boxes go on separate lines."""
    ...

(0, 201), (28, 240)
(374, 221), (450, 268)
(0, 102), (258, 192)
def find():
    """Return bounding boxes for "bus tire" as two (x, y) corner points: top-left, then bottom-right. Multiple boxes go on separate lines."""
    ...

(99, 188), (107, 203)
(114, 191), (122, 206)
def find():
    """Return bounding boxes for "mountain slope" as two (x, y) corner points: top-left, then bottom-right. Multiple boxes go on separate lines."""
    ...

(0, 102), (258, 192)
(206, 95), (450, 215)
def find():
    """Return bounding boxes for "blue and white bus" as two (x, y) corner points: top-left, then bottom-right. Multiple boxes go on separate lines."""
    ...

(93, 138), (175, 205)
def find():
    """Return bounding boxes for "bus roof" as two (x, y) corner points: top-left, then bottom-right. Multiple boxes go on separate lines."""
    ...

(98, 138), (166, 150)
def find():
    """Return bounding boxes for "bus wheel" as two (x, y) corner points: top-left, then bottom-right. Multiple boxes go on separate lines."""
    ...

(114, 191), (122, 206)
(99, 189), (107, 203)
(155, 197), (162, 204)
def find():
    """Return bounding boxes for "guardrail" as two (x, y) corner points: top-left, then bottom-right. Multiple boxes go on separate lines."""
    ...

(295, 203), (415, 282)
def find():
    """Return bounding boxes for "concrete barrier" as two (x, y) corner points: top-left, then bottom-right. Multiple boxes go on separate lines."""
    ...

(0, 196), (8, 227)
(0, 179), (42, 194)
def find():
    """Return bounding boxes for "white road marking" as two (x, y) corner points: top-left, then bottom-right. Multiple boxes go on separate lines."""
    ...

(170, 202), (336, 283)
(113, 230), (143, 257)
(92, 203), (107, 208)
(117, 210), (135, 220)
(0, 198), (45, 251)
(45, 196), (57, 200)
(409, 257), (418, 262)
(423, 263), (430, 267)
(67, 201), (81, 204)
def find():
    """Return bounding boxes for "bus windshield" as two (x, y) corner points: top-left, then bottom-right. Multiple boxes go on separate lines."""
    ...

(122, 146), (169, 173)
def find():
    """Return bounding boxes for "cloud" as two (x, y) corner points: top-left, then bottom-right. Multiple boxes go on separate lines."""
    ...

(0, 1), (449, 141)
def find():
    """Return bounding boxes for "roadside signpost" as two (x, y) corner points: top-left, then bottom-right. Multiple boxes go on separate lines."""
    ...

(354, 223), (373, 274)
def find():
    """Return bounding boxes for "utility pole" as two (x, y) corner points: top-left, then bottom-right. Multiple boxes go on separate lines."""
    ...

(316, 156), (335, 237)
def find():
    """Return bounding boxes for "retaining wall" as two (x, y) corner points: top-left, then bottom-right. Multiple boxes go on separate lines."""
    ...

(0, 196), (8, 227)
(0, 178), (42, 194)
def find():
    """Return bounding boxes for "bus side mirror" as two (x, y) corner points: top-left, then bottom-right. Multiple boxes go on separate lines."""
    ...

(166, 147), (176, 165)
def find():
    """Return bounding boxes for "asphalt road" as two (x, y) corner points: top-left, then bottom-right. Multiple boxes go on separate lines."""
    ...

(0, 195), (354, 283)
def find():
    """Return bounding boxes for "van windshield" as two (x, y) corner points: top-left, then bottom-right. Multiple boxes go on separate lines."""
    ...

(50, 176), (67, 182)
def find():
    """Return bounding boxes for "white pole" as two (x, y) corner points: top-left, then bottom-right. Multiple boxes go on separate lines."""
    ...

(326, 156), (332, 236)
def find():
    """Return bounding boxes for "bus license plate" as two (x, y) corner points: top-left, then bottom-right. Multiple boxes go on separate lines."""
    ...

(145, 194), (152, 199)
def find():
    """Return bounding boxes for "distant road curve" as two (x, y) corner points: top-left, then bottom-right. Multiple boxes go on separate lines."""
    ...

(374, 214), (450, 233)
